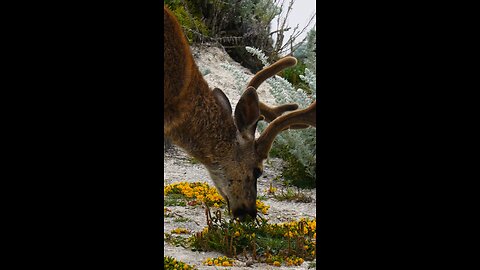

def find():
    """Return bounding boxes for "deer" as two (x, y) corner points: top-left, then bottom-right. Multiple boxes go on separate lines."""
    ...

(164, 5), (316, 221)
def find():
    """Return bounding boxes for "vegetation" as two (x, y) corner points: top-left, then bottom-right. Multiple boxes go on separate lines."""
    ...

(164, 0), (209, 44)
(279, 59), (310, 94)
(173, 217), (192, 223)
(189, 208), (316, 267)
(163, 181), (316, 267)
(203, 256), (235, 267)
(163, 181), (270, 214)
(164, 0), (315, 72)
(164, 193), (187, 207)
(188, 157), (199, 164)
(269, 143), (316, 188)
(294, 29), (317, 74)
(164, 256), (197, 270)
(164, 232), (191, 248)
(273, 187), (313, 203)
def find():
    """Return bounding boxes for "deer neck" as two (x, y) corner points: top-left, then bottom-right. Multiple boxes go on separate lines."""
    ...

(166, 72), (237, 166)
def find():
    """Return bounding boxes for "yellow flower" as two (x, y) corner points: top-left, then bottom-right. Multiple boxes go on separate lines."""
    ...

(214, 259), (218, 265)
(222, 261), (231, 266)
(234, 231), (240, 237)
(273, 261), (281, 267)
(251, 233), (255, 238)
(207, 260), (213, 266)
(298, 258), (304, 264)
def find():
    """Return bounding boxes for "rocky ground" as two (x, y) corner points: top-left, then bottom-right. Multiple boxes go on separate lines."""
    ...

(164, 45), (317, 269)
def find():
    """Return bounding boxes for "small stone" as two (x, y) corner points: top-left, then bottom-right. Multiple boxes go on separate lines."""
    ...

(246, 260), (254, 267)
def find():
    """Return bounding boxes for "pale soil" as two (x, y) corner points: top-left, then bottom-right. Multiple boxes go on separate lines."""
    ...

(164, 45), (317, 269)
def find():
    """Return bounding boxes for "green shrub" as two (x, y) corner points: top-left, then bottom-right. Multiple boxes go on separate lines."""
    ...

(164, 0), (209, 43)
(280, 60), (311, 95)
(269, 143), (316, 189)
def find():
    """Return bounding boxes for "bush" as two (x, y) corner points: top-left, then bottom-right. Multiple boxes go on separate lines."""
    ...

(164, 0), (209, 43)
(165, 0), (282, 72)
(279, 60), (311, 95)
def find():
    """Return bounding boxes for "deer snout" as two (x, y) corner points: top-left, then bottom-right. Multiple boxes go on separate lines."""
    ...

(232, 204), (257, 221)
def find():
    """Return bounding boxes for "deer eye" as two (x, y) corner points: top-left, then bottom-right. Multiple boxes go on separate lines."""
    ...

(253, 167), (262, 179)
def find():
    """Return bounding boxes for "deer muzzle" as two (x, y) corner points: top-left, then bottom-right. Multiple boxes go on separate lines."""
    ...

(232, 204), (257, 221)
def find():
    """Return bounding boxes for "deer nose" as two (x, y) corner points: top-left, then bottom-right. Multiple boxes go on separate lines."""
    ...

(232, 205), (257, 221)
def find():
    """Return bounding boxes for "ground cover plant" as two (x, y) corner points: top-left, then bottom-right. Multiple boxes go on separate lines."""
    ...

(164, 179), (316, 267)
(203, 256), (235, 267)
(164, 181), (270, 214)
(189, 207), (316, 267)
(164, 256), (197, 270)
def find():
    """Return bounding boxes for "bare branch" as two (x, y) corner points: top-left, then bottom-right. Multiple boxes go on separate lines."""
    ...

(270, 0), (316, 58)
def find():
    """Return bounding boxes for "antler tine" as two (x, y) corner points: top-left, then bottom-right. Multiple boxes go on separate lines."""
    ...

(259, 102), (310, 129)
(247, 56), (297, 89)
(255, 101), (316, 160)
(247, 56), (302, 124)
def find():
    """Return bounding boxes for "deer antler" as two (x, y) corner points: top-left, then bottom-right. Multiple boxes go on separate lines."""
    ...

(245, 56), (316, 159)
(247, 56), (310, 129)
(255, 100), (316, 160)
(247, 57), (297, 90)
(247, 57), (300, 122)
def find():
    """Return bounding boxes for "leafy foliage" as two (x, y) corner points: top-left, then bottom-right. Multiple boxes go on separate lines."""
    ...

(165, 0), (306, 72)
(164, 0), (209, 43)
(280, 60), (310, 95)
(294, 28), (316, 73)
(269, 143), (316, 188)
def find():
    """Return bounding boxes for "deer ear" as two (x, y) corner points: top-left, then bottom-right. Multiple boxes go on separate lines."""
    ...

(212, 88), (232, 115)
(234, 86), (260, 136)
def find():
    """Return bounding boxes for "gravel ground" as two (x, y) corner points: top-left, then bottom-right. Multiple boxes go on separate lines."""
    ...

(164, 45), (317, 269)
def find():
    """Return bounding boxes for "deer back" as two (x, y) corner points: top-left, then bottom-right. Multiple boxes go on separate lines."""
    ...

(163, 6), (207, 132)
(163, 6), (195, 97)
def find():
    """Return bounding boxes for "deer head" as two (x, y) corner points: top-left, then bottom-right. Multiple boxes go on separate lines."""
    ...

(208, 60), (316, 221)
(163, 5), (316, 221)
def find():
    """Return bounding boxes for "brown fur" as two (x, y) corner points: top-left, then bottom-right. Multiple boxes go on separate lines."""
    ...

(163, 6), (315, 220)
(164, 6), (259, 219)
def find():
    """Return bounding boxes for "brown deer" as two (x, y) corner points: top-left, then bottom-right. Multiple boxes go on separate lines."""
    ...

(164, 6), (316, 221)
